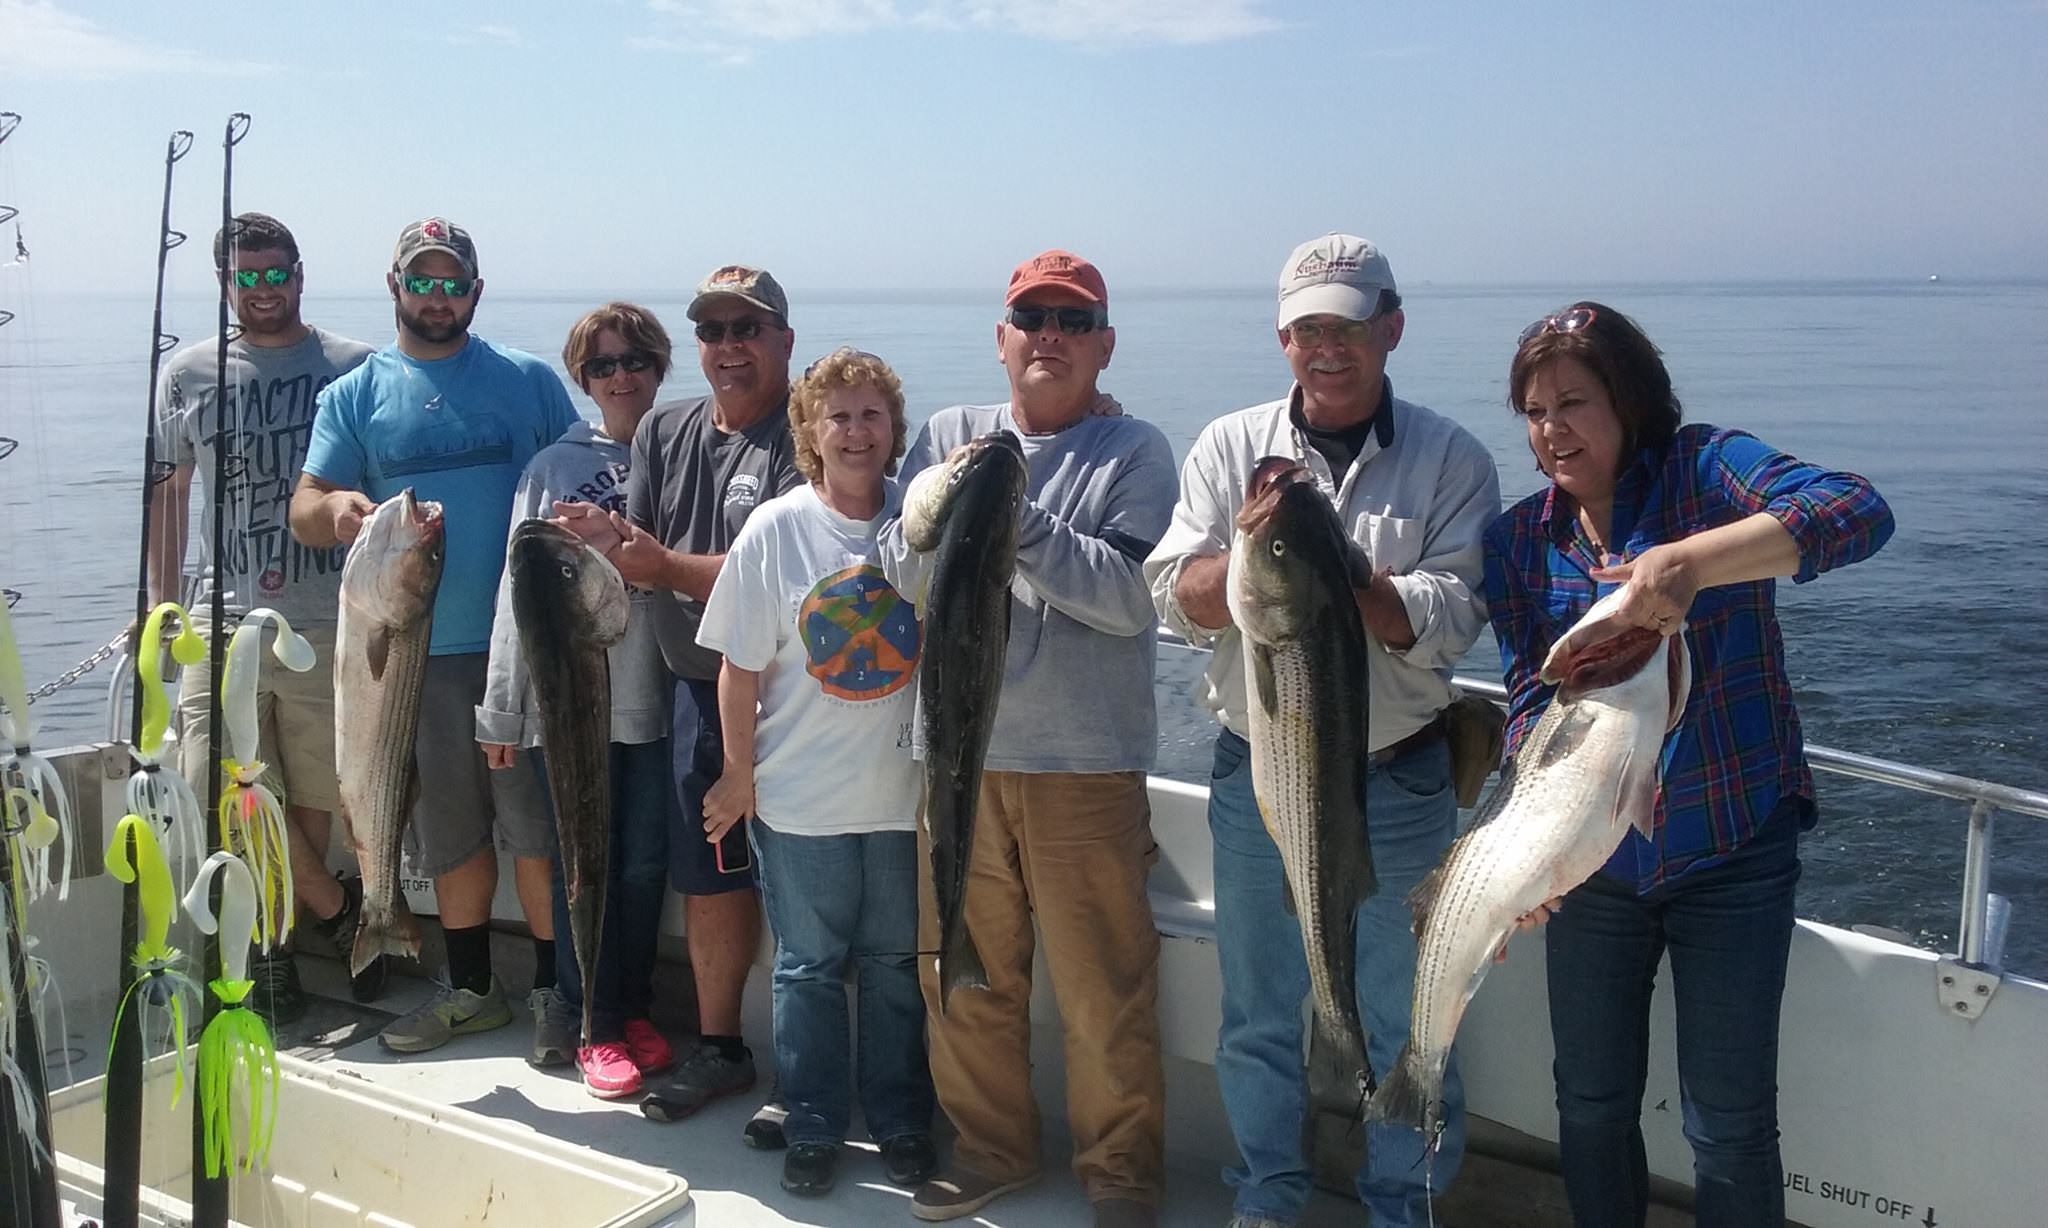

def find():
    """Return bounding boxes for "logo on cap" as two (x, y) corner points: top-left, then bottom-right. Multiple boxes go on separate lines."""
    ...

(1294, 251), (1362, 280)
(421, 219), (448, 241)
(707, 265), (757, 290)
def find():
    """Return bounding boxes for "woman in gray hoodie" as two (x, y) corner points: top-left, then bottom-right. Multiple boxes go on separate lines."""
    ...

(477, 303), (676, 1097)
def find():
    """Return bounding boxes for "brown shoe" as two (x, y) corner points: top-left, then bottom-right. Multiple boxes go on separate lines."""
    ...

(911, 1168), (1040, 1222)
(1092, 1197), (1158, 1228)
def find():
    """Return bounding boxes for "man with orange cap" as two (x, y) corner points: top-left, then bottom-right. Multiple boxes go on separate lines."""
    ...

(880, 251), (1177, 1227)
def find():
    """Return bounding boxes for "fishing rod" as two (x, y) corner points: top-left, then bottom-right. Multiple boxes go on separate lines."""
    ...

(192, 109), (250, 1228)
(104, 126), (196, 1228)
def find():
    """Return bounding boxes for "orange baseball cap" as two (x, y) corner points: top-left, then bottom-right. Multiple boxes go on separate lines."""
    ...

(1005, 249), (1108, 307)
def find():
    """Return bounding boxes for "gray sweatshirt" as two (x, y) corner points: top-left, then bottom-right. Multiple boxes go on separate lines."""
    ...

(878, 402), (1178, 773)
(476, 421), (669, 748)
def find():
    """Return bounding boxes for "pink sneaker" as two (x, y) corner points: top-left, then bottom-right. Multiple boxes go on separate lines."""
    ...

(624, 1018), (674, 1075)
(579, 1043), (644, 1100)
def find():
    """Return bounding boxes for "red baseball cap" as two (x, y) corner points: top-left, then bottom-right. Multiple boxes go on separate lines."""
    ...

(1005, 249), (1108, 308)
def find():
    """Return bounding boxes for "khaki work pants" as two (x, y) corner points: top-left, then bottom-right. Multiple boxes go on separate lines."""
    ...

(918, 768), (1166, 1204)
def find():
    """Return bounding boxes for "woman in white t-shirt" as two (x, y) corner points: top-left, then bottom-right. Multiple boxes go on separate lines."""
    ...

(695, 348), (934, 1199)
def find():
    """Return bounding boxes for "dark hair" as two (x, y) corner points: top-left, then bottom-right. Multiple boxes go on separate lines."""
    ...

(1375, 290), (1403, 317)
(563, 301), (675, 391)
(1508, 300), (1681, 464)
(213, 212), (299, 270)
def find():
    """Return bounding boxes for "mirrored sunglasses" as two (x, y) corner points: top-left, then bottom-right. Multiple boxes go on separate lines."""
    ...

(1518, 306), (1598, 347)
(232, 265), (294, 289)
(402, 274), (475, 298)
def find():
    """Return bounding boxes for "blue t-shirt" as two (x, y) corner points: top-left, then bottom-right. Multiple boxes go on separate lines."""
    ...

(304, 336), (580, 655)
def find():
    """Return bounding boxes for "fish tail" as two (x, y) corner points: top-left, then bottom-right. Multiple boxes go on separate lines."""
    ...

(938, 922), (989, 1013)
(350, 895), (422, 976)
(1365, 1042), (1441, 1136)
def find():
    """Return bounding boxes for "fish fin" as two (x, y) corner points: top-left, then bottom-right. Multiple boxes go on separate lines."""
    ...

(1407, 858), (1450, 938)
(1364, 1042), (1440, 1136)
(350, 896), (422, 976)
(1610, 743), (1658, 841)
(1250, 644), (1278, 715)
(938, 920), (989, 1014)
(1280, 878), (1298, 917)
(366, 625), (391, 681)
(1308, 1009), (1373, 1111)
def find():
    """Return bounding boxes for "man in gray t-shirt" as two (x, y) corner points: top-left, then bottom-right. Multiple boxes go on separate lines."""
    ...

(148, 212), (375, 1023)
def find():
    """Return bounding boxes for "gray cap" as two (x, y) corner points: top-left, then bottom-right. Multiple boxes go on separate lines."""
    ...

(687, 264), (789, 322)
(392, 217), (478, 277)
(1276, 233), (1395, 327)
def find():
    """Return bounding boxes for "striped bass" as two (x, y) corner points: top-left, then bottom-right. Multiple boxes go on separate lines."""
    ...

(1368, 584), (1692, 1137)
(334, 489), (444, 978)
(1226, 456), (1377, 1098)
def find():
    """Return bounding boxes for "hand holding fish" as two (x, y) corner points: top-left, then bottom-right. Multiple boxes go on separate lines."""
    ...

(481, 742), (517, 771)
(701, 767), (756, 844)
(331, 491), (378, 545)
(1591, 545), (1699, 637)
(604, 513), (672, 588)
(1494, 896), (1565, 963)
(550, 500), (624, 555)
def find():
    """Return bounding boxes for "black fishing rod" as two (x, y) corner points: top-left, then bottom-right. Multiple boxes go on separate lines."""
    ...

(103, 126), (196, 1228)
(192, 110), (250, 1228)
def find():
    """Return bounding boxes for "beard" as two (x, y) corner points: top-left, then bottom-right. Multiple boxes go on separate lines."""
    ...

(395, 297), (476, 346)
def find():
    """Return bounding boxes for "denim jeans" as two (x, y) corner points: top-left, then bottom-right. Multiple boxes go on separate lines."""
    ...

(1546, 808), (1800, 1228)
(1209, 728), (1467, 1226)
(750, 819), (933, 1148)
(540, 738), (674, 1042)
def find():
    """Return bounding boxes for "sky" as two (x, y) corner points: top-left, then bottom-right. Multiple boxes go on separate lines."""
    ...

(2, 0), (2046, 296)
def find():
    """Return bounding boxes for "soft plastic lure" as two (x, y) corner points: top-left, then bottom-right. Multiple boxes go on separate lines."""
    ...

(105, 815), (202, 1104)
(183, 850), (281, 1177)
(126, 601), (208, 889)
(1, 595), (75, 909)
(216, 608), (314, 950)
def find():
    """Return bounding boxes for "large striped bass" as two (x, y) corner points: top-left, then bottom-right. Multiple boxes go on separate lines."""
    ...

(508, 519), (628, 1048)
(1368, 584), (1692, 1137)
(902, 431), (1027, 1010)
(335, 489), (444, 978)
(1226, 456), (1377, 1098)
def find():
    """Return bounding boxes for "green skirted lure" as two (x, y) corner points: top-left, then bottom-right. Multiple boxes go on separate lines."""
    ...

(127, 601), (209, 888)
(105, 815), (203, 1103)
(217, 608), (314, 949)
(183, 850), (280, 1178)
(0, 868), (39, 1167)
(1, 591), (76, 909)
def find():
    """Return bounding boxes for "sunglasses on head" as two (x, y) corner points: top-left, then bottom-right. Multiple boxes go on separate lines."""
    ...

(582, 351), (654, 380)
(1282, 317), (1379, 348)
(695, 317), (777, 344)
(1006, 304), (1107, 336)
(401, 274), (475, 297)
(801, 348), (884, 379)
(232, 265), (294, 289)
(1518, 306), (1598, 347)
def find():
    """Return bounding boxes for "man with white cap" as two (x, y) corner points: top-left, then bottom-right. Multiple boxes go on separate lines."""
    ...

(1143, 234), (1500, 1226)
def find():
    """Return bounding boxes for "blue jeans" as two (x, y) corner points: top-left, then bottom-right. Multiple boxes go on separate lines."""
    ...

(540, 739), (674, 1043)
(1547, 808), (1800, 1228)
(750, 819), (933, 1148)
(1209, 729), (1467, 1226)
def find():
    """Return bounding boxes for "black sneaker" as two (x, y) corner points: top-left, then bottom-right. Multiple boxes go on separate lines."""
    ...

(744, 1099), (789, 1150)
(317, 875), (388, 1003)
(781, 1143), (839, 1197)
(881, 1132), (938, 1187)
(248, 947), (308, 1029)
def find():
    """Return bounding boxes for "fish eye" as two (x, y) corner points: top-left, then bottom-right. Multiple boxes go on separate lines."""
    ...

(560, 564), (575, 579)
(1270, 540), (1286, 557)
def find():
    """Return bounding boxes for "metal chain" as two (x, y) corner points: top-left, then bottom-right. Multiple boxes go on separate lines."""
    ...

(23, 632), (126, 704)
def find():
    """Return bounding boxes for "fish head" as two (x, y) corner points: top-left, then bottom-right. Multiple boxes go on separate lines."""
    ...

(1542, 584), (1693, 732)
(508, 518), (629, 647)
(1228, 457), (1363, 644)
(342, 488), (445, 625)
(901, 430), (1028, 552)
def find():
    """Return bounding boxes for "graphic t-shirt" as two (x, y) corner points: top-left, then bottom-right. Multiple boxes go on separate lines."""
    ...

(302, 335), (580, 655)
(154, 326), (375, 626)
(696, 484), (921, 835)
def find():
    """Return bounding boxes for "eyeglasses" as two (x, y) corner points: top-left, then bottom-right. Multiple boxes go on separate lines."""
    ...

(695, 317), (778, 344)
(801, 348), (884, 379)
(1281, 317), (1379, 348)
(402, 274), (475, 298)
(231, 265), (294, 289)
(582, 351), (654, 380)
(1005, 304), (1108, 336)
(1518, 306), (1598, 347)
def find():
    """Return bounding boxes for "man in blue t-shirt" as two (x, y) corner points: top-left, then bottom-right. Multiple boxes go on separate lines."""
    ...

(290, 217), (579, 1059)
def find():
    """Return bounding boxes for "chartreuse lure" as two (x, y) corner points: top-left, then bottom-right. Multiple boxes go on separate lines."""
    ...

(126, 601), (208, 888)
(104, 814), (203, 1103)
(184, 850), (281, 1177)
(1, 593), (75, 909)
(217, 608), (314, 950)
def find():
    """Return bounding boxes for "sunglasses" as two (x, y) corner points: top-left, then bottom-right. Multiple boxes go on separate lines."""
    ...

(401, 274), (475, 298)
(1282, 317), (1379, 348)
(695, 317), (777, 344)
(1006, 304), (1108, 336)
(232, 265), (294, 289)
(1518, 306), (1598, 347)
(801, 348), (884, 379)
(582, 351), (654, 380)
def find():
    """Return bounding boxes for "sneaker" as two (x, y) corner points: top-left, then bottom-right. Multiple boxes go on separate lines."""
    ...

(317, 876), (387, 1004)
(1093, 1198), (1158, 1228)
(911, 1169), (1040, 1222)
(378, 979), (513, 1054)
(578, 1042), (644, 1099)
(742, 1099), (788, 1150)
(638, 1041), (756, 1123)
(781, 1142), (839, 1197)
(528, 986), (577, 1067)
(880, 1132), (938, 1187)
(248, 948), (307, 1029)
(623, 1017), (674, 1074)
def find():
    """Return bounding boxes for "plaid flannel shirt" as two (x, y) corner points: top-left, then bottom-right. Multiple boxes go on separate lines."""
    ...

(1481, 423), (1894, 892)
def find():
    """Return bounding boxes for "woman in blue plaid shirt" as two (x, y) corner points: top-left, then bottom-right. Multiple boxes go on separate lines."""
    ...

(1481, 302), (1893, 1228)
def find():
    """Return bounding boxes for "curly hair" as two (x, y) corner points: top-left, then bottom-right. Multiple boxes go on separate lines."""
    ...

(562, 302), (674, 392)
(213, 212), (299, 270)
(1508, 300), (1682, 466)
(788, 348), (908, 484)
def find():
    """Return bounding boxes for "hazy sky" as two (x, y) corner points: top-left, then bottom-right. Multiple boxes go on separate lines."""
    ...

(3, 0), (2045, 296)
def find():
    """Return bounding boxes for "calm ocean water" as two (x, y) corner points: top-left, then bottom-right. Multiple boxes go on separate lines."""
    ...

(3, 281), (2045, 974)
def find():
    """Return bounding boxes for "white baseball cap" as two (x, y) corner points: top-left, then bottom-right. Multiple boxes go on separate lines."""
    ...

(1276, 233), (1397, 328)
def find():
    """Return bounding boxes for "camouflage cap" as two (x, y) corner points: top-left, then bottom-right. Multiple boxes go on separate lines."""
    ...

(686, 264), (788, 322)
(392, 217), (478, 278)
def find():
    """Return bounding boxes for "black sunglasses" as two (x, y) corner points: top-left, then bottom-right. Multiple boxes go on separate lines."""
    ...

(582, 351), (654, 380)
(1006, 304), (1107, 336)
(695, 317), (777, 344)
